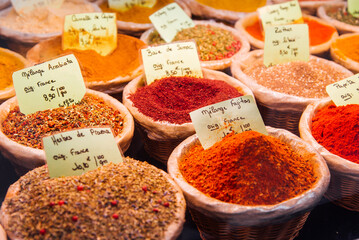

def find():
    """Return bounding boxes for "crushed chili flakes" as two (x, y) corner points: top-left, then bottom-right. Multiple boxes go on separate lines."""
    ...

(180, 131), (317, 205)
(2, 158), (180, 239)
(1, 94), (124, 149)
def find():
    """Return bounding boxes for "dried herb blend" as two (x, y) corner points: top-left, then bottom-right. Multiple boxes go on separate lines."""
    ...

(1, 158), (181, 239)
(327, 7), (359, 26)
(2, 94), (124, 149)
(243, 58), (346, 98)
(180, 131), (317, 205)
(312, 104), (359, 164)
(129, 76), (243, 124)
(148, 25), (241, 61)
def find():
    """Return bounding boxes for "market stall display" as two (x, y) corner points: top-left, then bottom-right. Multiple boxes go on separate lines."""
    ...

(330, 33), (359, 73)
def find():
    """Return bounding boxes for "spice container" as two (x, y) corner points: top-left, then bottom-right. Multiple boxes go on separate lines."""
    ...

(96, 0), (191, 36)
(168, 126), (330, 240)
(0, 158), (186, 239)
(0, 47), (29, 103)
(122, 68), (253, 163)
(0, 89), (134, 175)
(330, 33), (359, 74)
(272, 0), (344, 15)
(26, 34), (146, 94)
(231, 49), (352, 135)
(235, 13), (338, 56)
(0, 0), (101, 56)
(140, 20), (250, 70)
(318, 2), (359, 34)
(181, 0), (267, 23)
(300, 99), (359, 211)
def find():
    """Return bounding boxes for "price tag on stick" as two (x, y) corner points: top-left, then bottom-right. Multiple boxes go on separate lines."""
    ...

(263, 24), (309, 67)
(141, 41), (203, 85)
(11, 0), (64, 14)
(190, 95), (268, 149)
(149, 3), (195, 43)
(326, 74), (359, 106)
(12, 54), (86, 115)
(43, 127), (124, 178)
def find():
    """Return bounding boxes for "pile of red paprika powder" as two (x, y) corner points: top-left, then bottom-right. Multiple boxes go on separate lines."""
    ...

(179, 131), (317, 205)
(311, 103), (359, 164)
(129, 76), (243, 124)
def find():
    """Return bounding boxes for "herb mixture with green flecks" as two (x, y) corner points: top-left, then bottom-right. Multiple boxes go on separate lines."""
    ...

(1, 159), (181, 239)
(327, 7), (359, 26)
(148, 25), (241, 61)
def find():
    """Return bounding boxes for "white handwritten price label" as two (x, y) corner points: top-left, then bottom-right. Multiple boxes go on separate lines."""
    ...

(189, 95), (268, 149)
(326, 74), (359, 106)
(43, 127), (124, 178)
(258, 0), (303, 30)
(141, 41), (203, 85)
(348, 0), (359, 18)
(11, 0), (64, 14)
(263, 24), (309, 67)
(108, 0), (156, 12)
(63, 13), (117, 56)
(12, 54), (86, 115)
(149, 3), (195, 43)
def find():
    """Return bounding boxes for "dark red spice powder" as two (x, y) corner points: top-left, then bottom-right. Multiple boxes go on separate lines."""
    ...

(129, 76), (243, 124)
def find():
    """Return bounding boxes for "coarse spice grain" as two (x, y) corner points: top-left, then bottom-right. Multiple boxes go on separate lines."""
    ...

(1, 158), (180, 239)
(129, 76), (243, 124)
(243, 58), (346, 98)
(179, 131), (317, 205)
(1, 94), (124, 149)
(327, 7), (359, 26)
(149, 25), (241, 61)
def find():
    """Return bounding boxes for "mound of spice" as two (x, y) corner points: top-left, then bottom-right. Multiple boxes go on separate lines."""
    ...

(148, 25), (241, 61)
(180, 131), (317, 205)
(194, 0), (266, 12)
(243, 58), (346, 98)
(2, 94), (124, 149)
(33, 35), (146, 83)
(245, 16), (336, 46)
(332, 34), (359, 63)
(0, 50), (26, 90)
(327, 6), (359, 26)
(0, 158), (182, 239)
(100, 0), (173, 24)
(312, 104), (359, 164)
(129, 76), (243, 124)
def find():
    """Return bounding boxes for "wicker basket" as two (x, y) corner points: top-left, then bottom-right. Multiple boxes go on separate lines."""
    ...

(272, 0), (344, 15)
(299, 98), (359, 211)
(0, 89), (134, 175)
(235, 12), (339, 56)
(140, 20), (250, 71)
(330, 33), (359, 74)
(0, 47), (29, 103)
(26, 34), (145, 95)
(230, 49), (353, 136)
(122, 68), (254, 163)
(168, 126), (330, 240)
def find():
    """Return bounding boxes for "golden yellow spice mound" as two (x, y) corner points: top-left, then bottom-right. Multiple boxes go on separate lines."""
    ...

(0, 50), (26, 90)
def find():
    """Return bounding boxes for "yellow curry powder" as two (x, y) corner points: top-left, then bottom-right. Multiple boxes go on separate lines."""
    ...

(332, 35), (359, 62)
(100, 0), (173, 24)
(195, 0), (266, 12)
(0, 51), (26, 90)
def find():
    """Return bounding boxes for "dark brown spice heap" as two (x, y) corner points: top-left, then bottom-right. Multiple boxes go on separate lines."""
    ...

(2, 94), (124, 149)
(129, 76), (242, 124)
(2, 158), (180, 239)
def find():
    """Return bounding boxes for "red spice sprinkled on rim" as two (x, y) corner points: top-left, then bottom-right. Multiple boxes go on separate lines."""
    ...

(72, 216), (78, 222)
(39, 229), (46, 235)
(112, 213), (119, 219)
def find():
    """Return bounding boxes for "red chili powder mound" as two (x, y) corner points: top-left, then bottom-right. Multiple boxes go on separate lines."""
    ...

(129, 76), (243, 124)
(312, 104), (359, 164)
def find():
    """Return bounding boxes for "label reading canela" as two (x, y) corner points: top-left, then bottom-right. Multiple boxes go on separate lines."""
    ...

(258, 0), (303, 30)
(63, 13), (117, 56)
(149, 3), (195, 43)
(108, 0), (156, 12)
(43, 127), (124, 178)
(326, 74), (359, 106)
(190, 95), (268, 149)
(263, 24), (309, 67)
(11, 0), (64, 14)
(348, 0), (359, 18)
(141, 41), (203, 85)
(12, 54), (86, 115)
